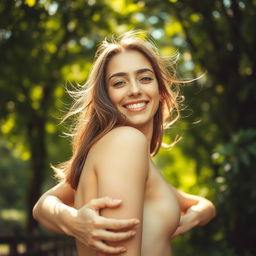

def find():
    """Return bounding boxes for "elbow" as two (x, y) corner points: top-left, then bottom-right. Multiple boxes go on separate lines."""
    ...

(203, 199), (216, 224)
(210, 201), (217, 220)
(32, 198), (42, 221)
(198, 198), (216, 226)
(32, 203), (39, 221)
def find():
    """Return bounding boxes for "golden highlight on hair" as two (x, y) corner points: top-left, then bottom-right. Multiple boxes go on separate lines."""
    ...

(53, 31), (183, 189)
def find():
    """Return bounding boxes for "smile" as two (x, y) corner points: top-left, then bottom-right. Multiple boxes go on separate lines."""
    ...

(123, 101), (148, 112)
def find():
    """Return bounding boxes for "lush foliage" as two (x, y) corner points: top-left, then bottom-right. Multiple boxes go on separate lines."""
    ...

(0, 0), (255, 254)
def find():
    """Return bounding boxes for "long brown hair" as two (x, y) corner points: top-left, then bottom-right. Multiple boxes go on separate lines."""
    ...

(54, 31), (181, 190)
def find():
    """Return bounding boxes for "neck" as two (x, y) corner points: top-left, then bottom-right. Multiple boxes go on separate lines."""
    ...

(134, 121), (153, 154)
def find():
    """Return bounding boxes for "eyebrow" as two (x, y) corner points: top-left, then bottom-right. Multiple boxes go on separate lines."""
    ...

(108, 68), (154, 81)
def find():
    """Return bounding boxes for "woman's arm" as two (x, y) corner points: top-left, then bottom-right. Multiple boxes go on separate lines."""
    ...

(170, 186), (216, 237)
(33, 182), (140, 254)
(33, 182), (75, 234)
(89, 127), (149, 255)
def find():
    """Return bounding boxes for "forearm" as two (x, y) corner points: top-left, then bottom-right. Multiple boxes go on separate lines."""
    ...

(187, 197), (216, 226)
(172, 193), (216, 237)
(33, 194), (77, 235)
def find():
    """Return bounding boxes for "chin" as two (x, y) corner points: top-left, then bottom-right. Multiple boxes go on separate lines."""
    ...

(125, 119), (151, 129)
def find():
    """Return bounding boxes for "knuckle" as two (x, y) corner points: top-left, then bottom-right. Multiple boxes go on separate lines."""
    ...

(100, 248), (107, 254)
(104, 196), (111, 201)
(91, 230), (99, 239)
(92, 219), (101, 228)
(87, 239), (94, 247)
(112, 222), (119, 228)
(90, 198), (97, 205)
(102, 248), (112, 254)
(111, 235), (119, 242)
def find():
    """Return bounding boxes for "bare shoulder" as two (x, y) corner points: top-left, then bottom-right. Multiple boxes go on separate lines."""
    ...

(91, 126), (148, 155)
(103, 126), (147, 143)
(89, 126), (149, 174)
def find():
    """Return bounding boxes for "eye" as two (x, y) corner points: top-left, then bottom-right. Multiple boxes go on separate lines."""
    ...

(112, 80), (126, 87)
(140, 76), (153, 83)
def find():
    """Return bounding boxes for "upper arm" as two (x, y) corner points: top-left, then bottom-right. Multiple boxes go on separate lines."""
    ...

(94, 127), (148, 255)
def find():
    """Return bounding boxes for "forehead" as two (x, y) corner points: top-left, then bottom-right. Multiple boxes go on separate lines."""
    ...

(106, 50), (153, 77)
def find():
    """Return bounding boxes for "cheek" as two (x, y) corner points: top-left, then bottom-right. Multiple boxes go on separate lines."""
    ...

(152, 88), (161, 111)
(151, 86), (161, 102)
(108, 89), (122, 107)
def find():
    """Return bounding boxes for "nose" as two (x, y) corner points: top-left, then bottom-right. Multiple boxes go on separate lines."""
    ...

(128, 79), (141, 96)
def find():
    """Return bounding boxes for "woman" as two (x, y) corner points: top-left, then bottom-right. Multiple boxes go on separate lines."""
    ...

(33, 31), (216, 255)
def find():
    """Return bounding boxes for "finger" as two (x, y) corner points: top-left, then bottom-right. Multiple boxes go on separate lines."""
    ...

(98, 216), (140, 230)
(93, 240), (126, 255)
(172, 225), (187, 238)
(94, 229), (136, 242)
(171, 227), (182, 238)
(87, 197), (122, 211)
(171, 228), (180, 238)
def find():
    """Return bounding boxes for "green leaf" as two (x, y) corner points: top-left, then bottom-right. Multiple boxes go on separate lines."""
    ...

(248, 144), (256, 156)
(240, 151), (250, 166)
(25, 0), (36, 7)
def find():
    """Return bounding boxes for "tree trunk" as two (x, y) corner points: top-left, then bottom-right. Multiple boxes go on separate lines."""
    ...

(26, 116), (46, 233)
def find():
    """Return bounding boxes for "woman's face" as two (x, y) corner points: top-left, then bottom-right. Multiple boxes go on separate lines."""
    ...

(106, 49), (160, 130)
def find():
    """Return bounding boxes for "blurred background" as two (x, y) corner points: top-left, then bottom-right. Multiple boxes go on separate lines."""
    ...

(0, 0), (256, 255)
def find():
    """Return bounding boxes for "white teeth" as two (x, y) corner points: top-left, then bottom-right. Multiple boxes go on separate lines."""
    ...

(125, 102), (146, 109)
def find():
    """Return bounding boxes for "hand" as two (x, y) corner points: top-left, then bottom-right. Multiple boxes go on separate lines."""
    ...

(171, 208), (199, 238)
(67, 197), (139, 254)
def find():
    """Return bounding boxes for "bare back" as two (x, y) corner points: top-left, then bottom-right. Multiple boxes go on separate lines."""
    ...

(74, 127), (180, 255)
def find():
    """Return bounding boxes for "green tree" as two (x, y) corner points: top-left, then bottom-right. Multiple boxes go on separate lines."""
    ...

(0, 0), (118, 232)
(1, 0), (255, 254)
(139, 0), (256, 253)
(0, 0), (144, 234)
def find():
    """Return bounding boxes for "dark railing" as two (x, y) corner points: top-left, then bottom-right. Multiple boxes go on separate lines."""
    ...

(0, 235), (76, 256)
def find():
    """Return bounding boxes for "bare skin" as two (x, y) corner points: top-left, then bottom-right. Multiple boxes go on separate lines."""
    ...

(33, 182), (215, 254)
(33, 183), (140, 255)
(75, 127), (180, 256)
(74, 50), (213, 255)
(33, 49), (216, 255)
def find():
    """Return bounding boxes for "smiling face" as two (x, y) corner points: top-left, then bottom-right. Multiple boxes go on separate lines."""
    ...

(106, 49), (161, 131)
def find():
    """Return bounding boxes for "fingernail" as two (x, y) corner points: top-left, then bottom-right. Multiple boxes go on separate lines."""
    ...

(134, 219), (140, 224)
(131, 231), (136, 236)
(121, 247), (126, 252)
(112, 199), (122, 203)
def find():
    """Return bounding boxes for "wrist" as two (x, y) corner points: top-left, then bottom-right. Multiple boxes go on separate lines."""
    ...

(187, 206), (201, 227)
(57, 203), (78, 236)
(188, 199), (216, 226)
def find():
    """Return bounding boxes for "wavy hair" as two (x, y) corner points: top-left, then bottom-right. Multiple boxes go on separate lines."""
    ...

(54, 31), (182, 189)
